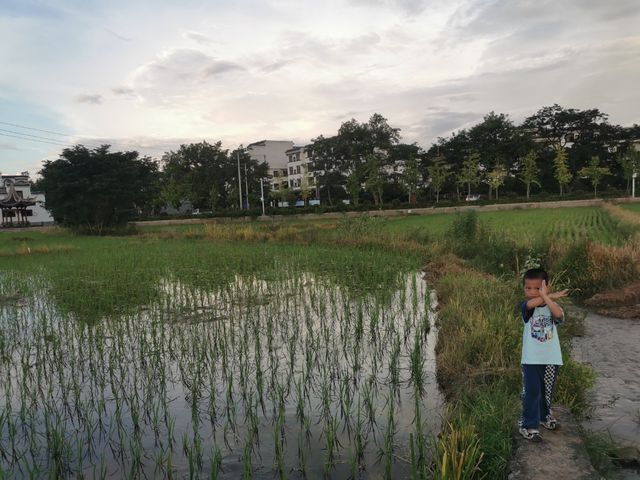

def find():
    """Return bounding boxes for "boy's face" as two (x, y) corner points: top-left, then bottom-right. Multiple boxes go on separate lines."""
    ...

(524, 278), (543, 299)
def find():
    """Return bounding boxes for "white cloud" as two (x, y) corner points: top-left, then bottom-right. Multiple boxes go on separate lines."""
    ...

(1, 0), (639, 176)
(75, 94), (102, 104)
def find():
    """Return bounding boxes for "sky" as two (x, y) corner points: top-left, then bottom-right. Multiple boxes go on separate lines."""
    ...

(1, 0), (639, 176)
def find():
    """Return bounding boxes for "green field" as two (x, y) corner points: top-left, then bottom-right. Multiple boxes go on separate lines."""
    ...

(0, 204), (635, 478)
(381, 206), (630, 245)
(620, 202), (640, 214)
(0, 234), (442, 478)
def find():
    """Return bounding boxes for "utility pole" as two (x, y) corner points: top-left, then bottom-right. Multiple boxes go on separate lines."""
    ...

(244, 163), (250, 209)
(237, 149), (242, 209)
(260, 178), (266, 216)
(633, 172), (637, 198)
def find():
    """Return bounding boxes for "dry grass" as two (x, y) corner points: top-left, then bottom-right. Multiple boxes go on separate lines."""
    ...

(0, 245), (78, 257)
(603, 202), (640, 229)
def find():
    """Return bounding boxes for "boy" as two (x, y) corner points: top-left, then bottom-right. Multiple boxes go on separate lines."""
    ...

(518, 268), (568, 442)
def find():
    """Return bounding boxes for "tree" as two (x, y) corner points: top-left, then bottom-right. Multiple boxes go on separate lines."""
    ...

(39, 145), (159, 233)
(161, 141), (229, 210)
(617, 148), (640, 195)
(299, 165), (313, 205)
(161, 142), (268, 210)
(269, 174), (289, 205)
(553, 147), (572, 196)
(346, 170), (362, 206)
(579, 156), (610, 198)
(468, 112), (526, 169)
(307, 135), (345, 206)
(523, 104), (609, 149)
(401, 155), (420, 205)
(487, 164), (507, 200)
(308, 113), (401, 205)
(458, 152), (482, 196)
(519, 151), (540, 200)
(427, 155), (449, 203)
(364, 153), (386, 206)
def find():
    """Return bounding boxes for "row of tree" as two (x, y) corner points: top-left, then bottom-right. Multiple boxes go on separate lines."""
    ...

(38, 104), (639, 230)
(309, 106), (640, 205)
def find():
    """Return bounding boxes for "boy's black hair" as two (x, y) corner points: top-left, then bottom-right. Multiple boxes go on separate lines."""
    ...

(522, 268), (549, 285)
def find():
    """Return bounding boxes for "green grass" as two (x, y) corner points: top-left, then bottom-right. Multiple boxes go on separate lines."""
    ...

(383, 206), (629, 245)
(130, 205), (633, 249)
(1, 204), (633, 478)
(619, 202), (640, 214)
(1, 232), (436, 478)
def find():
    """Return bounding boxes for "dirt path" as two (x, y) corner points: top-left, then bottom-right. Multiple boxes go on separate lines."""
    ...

(573, 313), (640, 448)
(509, 310), (640, 479)
(573, 312), (640, 478)
(508, 405), (599, 479)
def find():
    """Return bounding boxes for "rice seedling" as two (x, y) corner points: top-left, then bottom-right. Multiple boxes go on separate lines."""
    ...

(0, 234), (442, 478)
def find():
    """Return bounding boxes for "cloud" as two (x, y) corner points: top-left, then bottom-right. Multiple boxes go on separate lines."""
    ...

(74, 135), (226, 160)
(0, 142), (21, 151)
(183, 31), (212, 45)
(3, 0), (639, 176)
(410, 109), (482, 140)
(112, 86), (136, 96)
(347, 0), (435, 15)
(277, 31), (383, 66)
(75, 94), (102, 104)
(260, 59), (292, 73)
(132, 49), (244, 93)
(104, 27), (133, 42)
(202, 61), (244, 77)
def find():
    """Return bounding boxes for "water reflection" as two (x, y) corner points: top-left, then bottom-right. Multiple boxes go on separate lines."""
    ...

(0, 272), (442, 478)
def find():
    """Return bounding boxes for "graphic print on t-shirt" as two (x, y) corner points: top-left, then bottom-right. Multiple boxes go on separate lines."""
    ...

(530, 313), (554, 342)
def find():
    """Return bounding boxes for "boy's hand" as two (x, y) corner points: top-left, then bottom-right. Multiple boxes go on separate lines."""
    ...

(541, 280), (568, 301)
(540, 280), (549, 298)
(549, 289), (569, 300)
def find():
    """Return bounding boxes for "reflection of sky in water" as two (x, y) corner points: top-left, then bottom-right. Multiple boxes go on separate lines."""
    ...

(0, 272), (443, 478)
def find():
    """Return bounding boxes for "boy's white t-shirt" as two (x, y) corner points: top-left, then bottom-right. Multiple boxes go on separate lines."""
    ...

(520, 302), (563, 365)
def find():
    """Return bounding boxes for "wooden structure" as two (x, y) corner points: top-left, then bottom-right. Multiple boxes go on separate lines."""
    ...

(0, 183), (36, 227)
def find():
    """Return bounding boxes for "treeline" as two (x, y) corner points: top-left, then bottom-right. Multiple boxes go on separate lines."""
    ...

(309, 105), (640, 205)
(38, 104), (639, 230)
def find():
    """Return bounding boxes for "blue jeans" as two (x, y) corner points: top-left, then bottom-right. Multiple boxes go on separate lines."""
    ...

(520, 364), (559, 429)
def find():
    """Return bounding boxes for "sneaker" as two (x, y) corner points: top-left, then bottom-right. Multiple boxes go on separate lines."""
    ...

(541, 416), (560, 430)
(518, 427), (542, 442)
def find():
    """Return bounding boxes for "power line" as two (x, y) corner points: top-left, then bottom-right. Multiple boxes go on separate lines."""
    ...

(0, 127), (103, 150)
(0, 121), (102, 149)
(0, 119), (182, 153)
(0, 132), (70, 148)
(0, 120), (72, 137)
(0, 127), (78, 146)
(0, 120), (155, 148)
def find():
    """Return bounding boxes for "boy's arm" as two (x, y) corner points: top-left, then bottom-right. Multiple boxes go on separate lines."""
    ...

(521, 300), (534, 323)
(540, 280), (565, 319)
(525, 297), (546, 310)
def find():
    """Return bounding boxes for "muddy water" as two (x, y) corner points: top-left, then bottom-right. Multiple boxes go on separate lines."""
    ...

(0, 271), (443, 479)
(572, 312), (640, 451)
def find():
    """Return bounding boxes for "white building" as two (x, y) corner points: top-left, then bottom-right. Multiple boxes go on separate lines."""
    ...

(246, 140), (294, 192)
(0, 172), (54, 226)
(285, 146), (317, 193)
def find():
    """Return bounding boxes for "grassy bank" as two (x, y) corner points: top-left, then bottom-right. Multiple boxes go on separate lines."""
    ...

(2, 204), (638, 478)
(422, 208), (640, 479)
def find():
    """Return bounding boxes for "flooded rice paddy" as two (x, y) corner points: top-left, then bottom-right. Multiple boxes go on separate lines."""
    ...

(0, 242), (442, 479)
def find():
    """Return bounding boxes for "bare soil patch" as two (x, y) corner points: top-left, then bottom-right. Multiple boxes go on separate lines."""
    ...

(585, 282), (640, 318)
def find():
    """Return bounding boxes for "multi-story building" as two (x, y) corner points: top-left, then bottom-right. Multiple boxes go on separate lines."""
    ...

(246, 140), (294, 193)
(0, 172), (54, 226)
(285, 146), (317, 195)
